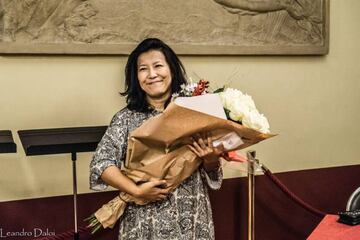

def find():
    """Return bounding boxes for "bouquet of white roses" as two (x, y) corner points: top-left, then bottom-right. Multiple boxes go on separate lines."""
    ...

(218, 88), (270, 134)
(173, 79), (270, 134)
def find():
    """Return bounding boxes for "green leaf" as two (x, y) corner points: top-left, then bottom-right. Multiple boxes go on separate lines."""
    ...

(213, 86), (225, 93)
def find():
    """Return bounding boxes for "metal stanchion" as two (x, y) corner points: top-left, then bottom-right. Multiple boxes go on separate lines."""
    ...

(72, 152), (80, 240)
(247, 150), (258, 240)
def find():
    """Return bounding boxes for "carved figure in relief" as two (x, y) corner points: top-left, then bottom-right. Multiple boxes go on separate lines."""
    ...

(213, 0), (309, 19)
(62, 2), (98, 43)
(213, 0), (323, 43)
(0, 0), (326, 51)
(0, 0), (93, 42)
(0, 0), (38, 41)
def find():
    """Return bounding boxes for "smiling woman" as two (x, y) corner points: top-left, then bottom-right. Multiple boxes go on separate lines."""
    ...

(90, 38), (225, 240)
(120, 38), (187, 112)
(137, 50), (172, 111)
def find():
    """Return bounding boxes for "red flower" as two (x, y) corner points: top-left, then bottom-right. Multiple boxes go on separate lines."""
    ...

(192, 79), (209, 96)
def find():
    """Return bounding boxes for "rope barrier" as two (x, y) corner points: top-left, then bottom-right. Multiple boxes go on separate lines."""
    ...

(35, 163), (328, 239)
(260, 163), (327, 217)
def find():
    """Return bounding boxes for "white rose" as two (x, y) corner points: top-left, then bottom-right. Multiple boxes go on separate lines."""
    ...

(219, 88), (270, 133)
(242, 110), (270, 134)
(219, 88), (244, 110)
(240, 94), (256, 111)
(229, 100), (250, 122)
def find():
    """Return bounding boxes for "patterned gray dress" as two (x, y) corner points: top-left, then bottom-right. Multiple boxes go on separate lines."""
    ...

(90, 107), (223, 240)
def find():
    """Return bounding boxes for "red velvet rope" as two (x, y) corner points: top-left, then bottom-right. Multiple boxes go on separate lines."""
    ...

(260, 164), (327, 217)
(36, 164), (328, 239)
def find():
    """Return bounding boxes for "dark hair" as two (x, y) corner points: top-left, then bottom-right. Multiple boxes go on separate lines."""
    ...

(120, 38), (187, 112)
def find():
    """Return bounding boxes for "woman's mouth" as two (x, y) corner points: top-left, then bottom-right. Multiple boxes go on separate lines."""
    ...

(147, 80), (163, 85)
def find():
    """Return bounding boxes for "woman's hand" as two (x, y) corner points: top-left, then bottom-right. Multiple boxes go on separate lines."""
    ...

(101, 166), (170, 203)
(187, 133), (223, 172)
(134, 180), (170, 202)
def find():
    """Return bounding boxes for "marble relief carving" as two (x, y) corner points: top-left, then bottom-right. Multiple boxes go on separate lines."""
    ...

(0, 0), (329, 55)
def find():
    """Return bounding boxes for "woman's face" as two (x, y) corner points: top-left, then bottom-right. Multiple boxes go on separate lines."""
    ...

(137, 50), (172, 100)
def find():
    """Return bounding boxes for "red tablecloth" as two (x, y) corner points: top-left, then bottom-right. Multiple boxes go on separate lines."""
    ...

(307, 214), (360, 240)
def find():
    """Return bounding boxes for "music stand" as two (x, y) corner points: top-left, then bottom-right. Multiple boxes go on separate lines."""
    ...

(0, 130), (16, 153)
(18, 126), (107, 240)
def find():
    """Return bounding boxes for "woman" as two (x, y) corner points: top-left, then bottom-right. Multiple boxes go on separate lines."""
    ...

(90, 38), (224, 240)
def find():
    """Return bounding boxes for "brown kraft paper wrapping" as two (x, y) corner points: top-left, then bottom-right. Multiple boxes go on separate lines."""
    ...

(94, 102), (275, 229)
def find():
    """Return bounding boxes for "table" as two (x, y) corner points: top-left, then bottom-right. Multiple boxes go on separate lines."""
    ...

(307, 214), (360, 240)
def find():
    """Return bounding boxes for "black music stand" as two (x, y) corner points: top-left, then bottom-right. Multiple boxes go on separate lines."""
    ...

(18, 126), (107, 240)
(0, 130), (16, 153)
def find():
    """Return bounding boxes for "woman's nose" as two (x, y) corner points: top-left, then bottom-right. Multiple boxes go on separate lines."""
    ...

(148, 67), (157, 78)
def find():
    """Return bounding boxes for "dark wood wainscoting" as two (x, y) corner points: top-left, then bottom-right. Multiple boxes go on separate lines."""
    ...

(1, 164), (359, 240)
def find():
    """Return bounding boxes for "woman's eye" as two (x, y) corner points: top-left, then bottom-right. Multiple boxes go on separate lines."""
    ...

(138, 67), (147, 72)
(155, 64), (163, 68)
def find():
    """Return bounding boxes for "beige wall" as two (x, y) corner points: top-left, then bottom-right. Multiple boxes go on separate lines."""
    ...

(1, 0), (359, 201)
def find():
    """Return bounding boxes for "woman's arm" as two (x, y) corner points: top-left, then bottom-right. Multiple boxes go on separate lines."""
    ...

(90, 110), (170, 202)
(101, 165), (170, 202)
(187, 133), (223, 172)
(187, 133), (224, 190)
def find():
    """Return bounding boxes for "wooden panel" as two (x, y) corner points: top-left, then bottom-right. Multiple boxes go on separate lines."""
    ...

(0, 164), (359, 240)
